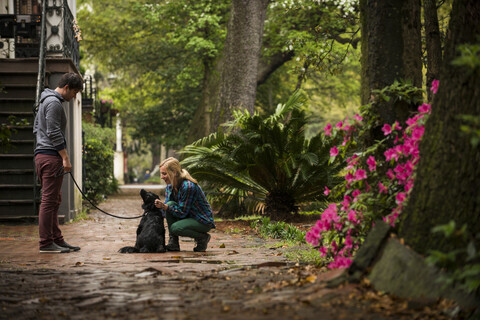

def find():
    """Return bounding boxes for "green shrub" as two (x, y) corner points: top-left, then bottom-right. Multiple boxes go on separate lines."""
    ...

(181, 90), (344, 220)
(83, 122), (117, 204)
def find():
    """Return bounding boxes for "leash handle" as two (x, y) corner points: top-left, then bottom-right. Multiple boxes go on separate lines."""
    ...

(67, 171), (145, 220)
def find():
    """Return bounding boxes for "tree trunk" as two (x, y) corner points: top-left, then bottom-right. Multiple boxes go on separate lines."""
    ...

(186, 58), (222, 144)
(212, 0), (269, 130)
(424, 0), (443, 102)
(398, 0), (480, 255)
(360, 0), (422, 125)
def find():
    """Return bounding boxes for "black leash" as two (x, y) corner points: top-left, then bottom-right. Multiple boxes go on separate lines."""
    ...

(56, 168), (145, 220)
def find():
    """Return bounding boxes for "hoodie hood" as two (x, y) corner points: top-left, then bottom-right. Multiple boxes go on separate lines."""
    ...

(40, 88), (64, 103)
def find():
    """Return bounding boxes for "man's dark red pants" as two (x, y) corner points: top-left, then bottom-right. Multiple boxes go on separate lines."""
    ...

(35, 154), (65, 248)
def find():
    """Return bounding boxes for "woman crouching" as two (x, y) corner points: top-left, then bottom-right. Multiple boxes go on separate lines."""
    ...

(154, 157), (215, 252)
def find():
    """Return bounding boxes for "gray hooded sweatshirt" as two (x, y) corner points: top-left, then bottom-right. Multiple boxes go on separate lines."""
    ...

(33, 88), (67, 155)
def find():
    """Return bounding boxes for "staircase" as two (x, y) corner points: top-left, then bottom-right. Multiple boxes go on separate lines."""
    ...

(0, 59), (47, 221)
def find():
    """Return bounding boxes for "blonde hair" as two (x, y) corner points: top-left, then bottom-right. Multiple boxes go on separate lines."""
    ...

(160, 157), (197, 188)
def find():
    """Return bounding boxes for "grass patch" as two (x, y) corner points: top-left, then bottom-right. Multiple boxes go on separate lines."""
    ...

(67, 208), (93, 224)
(215, 215), (262, 222)
(251, 217), (306, 243)
(284, 247), (326, 266)
(224, 227), (247, 234)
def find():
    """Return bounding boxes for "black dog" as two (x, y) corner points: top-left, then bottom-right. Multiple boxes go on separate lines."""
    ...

(119, 189), (166, 253)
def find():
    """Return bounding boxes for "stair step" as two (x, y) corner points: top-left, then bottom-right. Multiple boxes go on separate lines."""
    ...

(0, 153), (33, 158)
(0, 169), (34, 174)
(0, 98), (35, 102)
(0, 199), (34, 205)
(0, 154), (34, 169)
(0, 169), (35, 185)
(0, 184), (34, 188)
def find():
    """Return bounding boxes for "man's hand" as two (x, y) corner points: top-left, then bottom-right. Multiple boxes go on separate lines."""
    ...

(58, 149), (72, 172)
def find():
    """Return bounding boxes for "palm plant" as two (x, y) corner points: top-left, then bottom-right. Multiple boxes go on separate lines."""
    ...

(181, 91), (344, 220)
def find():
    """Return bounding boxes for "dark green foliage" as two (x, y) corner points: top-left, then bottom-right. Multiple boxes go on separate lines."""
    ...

(0, 116), (29, 153)
(181, 91), (344, 220)
(83, 123), (118, 204)
(426, 220), (480, 295)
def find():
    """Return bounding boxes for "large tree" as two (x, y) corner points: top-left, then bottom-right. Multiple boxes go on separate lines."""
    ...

(399, 0), (480, 255)
(360, 0), (422, 126)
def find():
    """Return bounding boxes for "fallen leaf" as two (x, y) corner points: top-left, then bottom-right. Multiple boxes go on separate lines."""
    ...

(219, 243), (226, 248)
(305, 274), (317, 283)
(103, 257), (111, 260)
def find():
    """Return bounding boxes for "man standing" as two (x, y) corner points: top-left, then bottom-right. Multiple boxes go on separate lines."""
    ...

(33, 72), (83, 253)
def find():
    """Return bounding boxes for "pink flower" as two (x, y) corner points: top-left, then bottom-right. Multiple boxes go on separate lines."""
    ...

(344, 235), (353, 249)
(378, 182), (388, 194)
(353, 114), (363, 122)
(319, 246), (328, 257)
(418, 103), (431, 114)
(341, 195), (352, 209)
(336, 121), (344, 129)
(411, 126), (425, 141)
(352, 189), (361, 201)
(305, 231), (319, 246)
(330, 146), (339, 157)
(328, 256), (353, 269)
(395, 192), (406, 204)
(382, 123), (392, 135)
(347, 209), (359, 224)
(324, 186), (330, 196)
(386, 169), (395, 180)
(324, 123), (332, 136)
(367, 156), (376, 171)
(354, 169), (367, 181)
(430, 79), (439, 94)
(393, 121), (402, 131)
(345, 172), (355, 183)
(385, 148), (399, 162)
(405, 179), (414, 192)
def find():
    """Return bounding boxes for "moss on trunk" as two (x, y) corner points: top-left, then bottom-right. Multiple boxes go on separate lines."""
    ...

(399, 0), (480, 255)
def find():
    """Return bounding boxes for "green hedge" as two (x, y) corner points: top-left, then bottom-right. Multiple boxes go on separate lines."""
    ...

(83, 122), (118, 204)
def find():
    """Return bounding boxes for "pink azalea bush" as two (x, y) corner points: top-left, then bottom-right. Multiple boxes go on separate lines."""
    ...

(306, 81), (438, 269)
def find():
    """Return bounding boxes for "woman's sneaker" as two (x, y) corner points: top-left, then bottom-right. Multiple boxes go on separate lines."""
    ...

(39, 243), (70, 253)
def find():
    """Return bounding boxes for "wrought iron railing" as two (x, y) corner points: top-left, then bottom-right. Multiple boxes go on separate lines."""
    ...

(0, 0), (79, 68)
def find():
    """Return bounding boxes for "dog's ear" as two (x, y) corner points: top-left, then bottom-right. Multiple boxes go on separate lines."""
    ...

(140, 189), (147, 202)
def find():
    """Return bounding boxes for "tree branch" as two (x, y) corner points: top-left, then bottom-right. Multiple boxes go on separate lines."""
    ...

(257, 51), (295, 86)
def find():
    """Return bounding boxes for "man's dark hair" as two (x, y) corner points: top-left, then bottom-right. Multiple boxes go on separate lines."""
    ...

(57, 72), (83, 91)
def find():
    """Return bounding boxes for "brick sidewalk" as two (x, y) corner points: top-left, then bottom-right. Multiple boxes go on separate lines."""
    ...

(0, 188), (287, 273)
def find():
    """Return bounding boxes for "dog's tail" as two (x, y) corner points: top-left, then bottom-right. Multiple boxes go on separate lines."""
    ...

(118, 246), (139, 253)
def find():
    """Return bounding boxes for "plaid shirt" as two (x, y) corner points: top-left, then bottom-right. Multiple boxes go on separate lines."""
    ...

(165, 180), (215, 228)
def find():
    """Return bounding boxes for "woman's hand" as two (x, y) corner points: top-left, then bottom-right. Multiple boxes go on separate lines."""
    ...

(154, 199), (168, 211)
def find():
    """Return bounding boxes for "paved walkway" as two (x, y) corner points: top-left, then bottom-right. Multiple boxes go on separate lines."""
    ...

(0, 187), (286, 273)
(0, 187), (456, 320)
